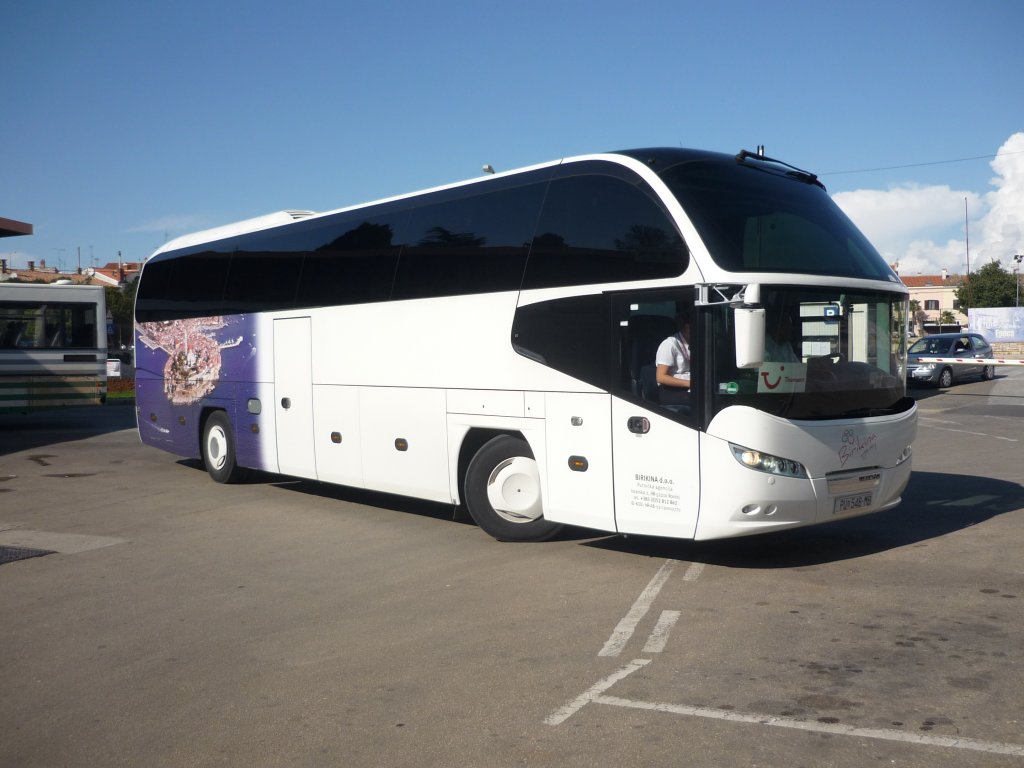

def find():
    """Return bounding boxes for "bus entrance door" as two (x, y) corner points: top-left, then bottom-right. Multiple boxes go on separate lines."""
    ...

(273, 317), (317, 478)
(542, 392), (615, 532)
(611, 398), (699, 539)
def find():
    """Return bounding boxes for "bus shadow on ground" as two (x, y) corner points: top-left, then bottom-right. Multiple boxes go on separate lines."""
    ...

(0, 403), (137, 457)
(174, 463), (481, 529)
(177, 462), (1023, 561)
(263, 475), (612, 541)
(274, 475), (476, 527)
(182, 462), (610, 540)
(584, 471), (1024, 567)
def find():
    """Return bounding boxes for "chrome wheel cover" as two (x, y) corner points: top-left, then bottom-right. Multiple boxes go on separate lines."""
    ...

(485, 456), (543, 523)
(206, 424), (228, 471)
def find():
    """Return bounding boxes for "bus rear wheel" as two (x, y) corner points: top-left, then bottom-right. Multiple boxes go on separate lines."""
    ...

(202, 411), (246, 484)
(464, 435), (562, 542)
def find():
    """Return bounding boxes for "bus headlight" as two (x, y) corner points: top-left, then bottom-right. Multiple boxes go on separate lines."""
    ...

(730, 443), (808, 479)
(895, 444), (912, 466)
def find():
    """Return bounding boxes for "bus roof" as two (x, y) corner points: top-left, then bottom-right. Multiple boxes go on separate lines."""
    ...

(146, 147), (830, 262)
(156, 210), (317, 255)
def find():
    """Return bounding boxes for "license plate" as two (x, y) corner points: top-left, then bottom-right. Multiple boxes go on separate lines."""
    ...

(835, 492), (872, 514)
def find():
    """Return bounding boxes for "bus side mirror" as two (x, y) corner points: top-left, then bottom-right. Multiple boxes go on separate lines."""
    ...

(734, 306), (765, 368)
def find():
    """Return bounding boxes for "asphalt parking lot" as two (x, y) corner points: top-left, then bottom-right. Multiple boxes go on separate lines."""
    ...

(2, 368), (1023, 767)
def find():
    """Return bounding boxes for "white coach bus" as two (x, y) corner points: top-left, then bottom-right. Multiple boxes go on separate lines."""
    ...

(134, 148), (915, 541)
(1, 282), (107, 412)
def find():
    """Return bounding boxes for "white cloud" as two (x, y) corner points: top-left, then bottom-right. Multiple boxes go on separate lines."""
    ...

(833, 132), (1024, 277)
(975, 132), (1024, 267)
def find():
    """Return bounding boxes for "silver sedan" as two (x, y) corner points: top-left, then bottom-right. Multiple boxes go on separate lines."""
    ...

(906, 332), (995, 387)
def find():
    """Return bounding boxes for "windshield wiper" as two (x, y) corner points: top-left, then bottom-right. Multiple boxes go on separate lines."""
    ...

(735, 149), (824, 189)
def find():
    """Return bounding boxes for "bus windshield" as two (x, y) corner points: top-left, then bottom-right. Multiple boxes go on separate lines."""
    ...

(660, 157), (897, 280)
(707, 286), (910, 422)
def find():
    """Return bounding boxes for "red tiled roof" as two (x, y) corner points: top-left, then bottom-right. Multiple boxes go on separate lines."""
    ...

(900, 274), (966, 287)
(0, 262), (142, 285)
(0, 270), (95, 284)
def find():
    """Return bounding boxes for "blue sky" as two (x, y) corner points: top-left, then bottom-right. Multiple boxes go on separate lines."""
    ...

(3, 0), (1022, 277)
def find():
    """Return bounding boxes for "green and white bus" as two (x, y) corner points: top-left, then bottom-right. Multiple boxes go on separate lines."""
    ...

(0, 282), (107, 413)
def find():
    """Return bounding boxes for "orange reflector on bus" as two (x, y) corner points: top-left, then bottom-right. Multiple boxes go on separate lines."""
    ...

(568, 455), (588, 472)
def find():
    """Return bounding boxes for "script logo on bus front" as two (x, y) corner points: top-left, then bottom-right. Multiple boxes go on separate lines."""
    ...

(839, 429), (878, 468)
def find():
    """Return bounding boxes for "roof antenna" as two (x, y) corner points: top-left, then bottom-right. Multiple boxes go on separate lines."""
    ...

(757, 145), (765, 157)
(482, 164), (495, 174)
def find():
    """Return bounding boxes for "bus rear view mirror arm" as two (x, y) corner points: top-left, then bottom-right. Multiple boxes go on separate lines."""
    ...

(694, 282), (760, 308)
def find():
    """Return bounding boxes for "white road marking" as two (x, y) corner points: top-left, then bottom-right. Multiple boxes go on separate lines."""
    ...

(547, 667), (1024, 756)
(682, 561), (704, 581)
(543, 659), (650, 726)
(925, 426), (1017, 442)
(0, 529), (127, 554)
(598, 559), (678, 657)
(594, 695), (1024, 757)
(642, 610), (681, 654)
(918, 418), (1018, 442)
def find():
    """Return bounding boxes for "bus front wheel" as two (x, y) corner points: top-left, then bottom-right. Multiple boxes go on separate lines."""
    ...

(202, 411), (246, 484)
(464, 435), (562, 542)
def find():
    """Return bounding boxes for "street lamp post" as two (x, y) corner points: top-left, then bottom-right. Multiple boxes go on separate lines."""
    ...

(1011, 256), (1019, 309)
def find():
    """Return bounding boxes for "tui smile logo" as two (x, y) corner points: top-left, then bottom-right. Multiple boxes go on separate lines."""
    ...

(756, 362), (808, 394)
(760, 365), (785, 390)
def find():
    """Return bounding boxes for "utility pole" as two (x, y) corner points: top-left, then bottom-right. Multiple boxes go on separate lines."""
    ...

(1014, 254), (1023, 307)
(964, 198), (972, 308)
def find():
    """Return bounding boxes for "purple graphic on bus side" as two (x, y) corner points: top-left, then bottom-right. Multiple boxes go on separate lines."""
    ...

(135, 315), (264, 468)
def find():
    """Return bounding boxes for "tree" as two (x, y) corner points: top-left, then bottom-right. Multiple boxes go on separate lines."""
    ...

(909, 299), (926, 336)
(955, 260), (1018, 311)
(105, 277), (139, 349)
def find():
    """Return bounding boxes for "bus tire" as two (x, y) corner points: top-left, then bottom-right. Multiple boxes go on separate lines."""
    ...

(464, 435), (562, 542)
(202, 411), (246, 484)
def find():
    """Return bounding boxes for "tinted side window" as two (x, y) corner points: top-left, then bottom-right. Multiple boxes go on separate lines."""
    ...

(135, 252), (231, 321)
(512, 293), (611, 389)
(392, 179), (548, 300)
(135, 257), (173, 321)
(523, 170), (688, 290)
(65, 303), (100, 348)
(1, 303), (98, 349)
(296, 211), (406, 307)
(173, 252), (231, 314)
(223, 249), (303, 314)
